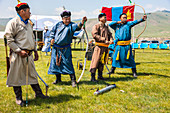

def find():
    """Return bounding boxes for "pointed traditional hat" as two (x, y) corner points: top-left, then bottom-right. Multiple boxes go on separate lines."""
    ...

(15, 0), (30, 11)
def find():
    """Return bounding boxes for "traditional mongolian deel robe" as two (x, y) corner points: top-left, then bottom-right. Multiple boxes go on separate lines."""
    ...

(90, 22), (113, 73)
(48, 21), (82, 75)
(4, 15), (38, 87)
(109, 18), (144, 68)
(42, 30), (51, 52)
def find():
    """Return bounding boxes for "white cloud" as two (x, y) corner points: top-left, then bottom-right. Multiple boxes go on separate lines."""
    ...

(55, 7), (64, 16)
(6, 7), (16, 18)
(72, 9), (101, 20)
(146, 4), (153, 9)
(90, 9), (101, 16)
(54, 7), (100, 20)
(153, 7), (168, 12)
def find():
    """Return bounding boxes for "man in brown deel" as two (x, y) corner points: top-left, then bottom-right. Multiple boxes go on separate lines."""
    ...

(90, 13), (113, 82)
(4, 1), (48, 106)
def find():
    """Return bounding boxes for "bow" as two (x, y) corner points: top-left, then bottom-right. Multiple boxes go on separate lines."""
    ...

(135, 3), (147, 41)
(129, 2), (147, 59)
(4, 36), (10, 76)
(128, 1), (147, 42)
(77, 21), (89, 88)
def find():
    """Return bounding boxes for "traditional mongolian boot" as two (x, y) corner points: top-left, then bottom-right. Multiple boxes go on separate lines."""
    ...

(91, 73), (98, 82)
(132, 68), (138, 78)
(107, 67), (116, 74)
(53, 74), (62, 84)
(31, 84), (49, 99)
(13, 86), (24, 107)
(70, 74), (76, 87)
(98, 70), (107, 80)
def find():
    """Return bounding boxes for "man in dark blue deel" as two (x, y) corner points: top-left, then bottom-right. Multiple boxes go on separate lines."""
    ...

(48, 10), (87, 87)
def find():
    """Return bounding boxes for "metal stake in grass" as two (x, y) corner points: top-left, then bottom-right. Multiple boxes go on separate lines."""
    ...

(94, 84), (116, 95)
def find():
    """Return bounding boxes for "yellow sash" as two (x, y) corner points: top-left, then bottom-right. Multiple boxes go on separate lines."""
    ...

(95, 42), (109, 47)
(117, 40), (131, 46)
(116, 40), (131, 60)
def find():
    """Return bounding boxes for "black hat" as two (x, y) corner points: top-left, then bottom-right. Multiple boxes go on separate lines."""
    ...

(60, 10), (71, 18)
(15, 0), (30, 11)
(98, 13), (106, 19)
(119, 13), (127, 18)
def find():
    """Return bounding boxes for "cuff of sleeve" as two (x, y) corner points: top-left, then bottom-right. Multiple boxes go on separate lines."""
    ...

(8, 42), (21, 52)
(78, 22), (83, 28)
(141, 18), (144, 22)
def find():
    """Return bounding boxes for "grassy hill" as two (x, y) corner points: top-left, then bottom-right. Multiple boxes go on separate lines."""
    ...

(0, 18), (11, 31)
(0, 11), (170, 39)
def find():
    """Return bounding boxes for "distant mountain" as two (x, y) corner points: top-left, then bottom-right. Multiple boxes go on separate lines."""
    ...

(161, 10), (170, 13)
(0, 11), (170, 39)
(0, 18), (12, 31)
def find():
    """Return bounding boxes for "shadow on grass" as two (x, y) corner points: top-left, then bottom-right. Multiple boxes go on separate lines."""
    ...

(51, 72), (169, 87)
(28, 94), (82, 106)
(135, 62), (167, 66)
(55, 80), (109, 86)
(55, 76), (136, 86)
(116, 72), (170, 78)
(105, 75), (136, 82)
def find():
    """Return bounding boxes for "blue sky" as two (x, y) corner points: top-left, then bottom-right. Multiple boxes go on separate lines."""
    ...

(0, 0), (170, 19)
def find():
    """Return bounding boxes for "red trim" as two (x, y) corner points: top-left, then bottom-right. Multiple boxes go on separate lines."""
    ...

(16, 3), (28, 8)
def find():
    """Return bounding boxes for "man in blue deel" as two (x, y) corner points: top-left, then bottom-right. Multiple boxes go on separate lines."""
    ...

(48, 10), (87, 87)
(108, 13), (147, 77)
(42, 26), (51, 55)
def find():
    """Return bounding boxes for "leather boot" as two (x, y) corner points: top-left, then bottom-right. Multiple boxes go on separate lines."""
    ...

(132, 68), (138, 78)
(70, 74), (76, 87)
(107, 67), (116, 74)
(31, 84), (49, 98)
(98, 70), (107, 80)
(53, 74), (62, 84)
(91, 73), (98, 82)
(13, 86), (24, 107)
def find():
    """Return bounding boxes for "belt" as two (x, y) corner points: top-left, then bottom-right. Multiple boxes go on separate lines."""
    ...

(53, 44), (70, 49)
(22, 49), (34, 56)
(117, 40), (131, 46)
(95, 42), (109, 47)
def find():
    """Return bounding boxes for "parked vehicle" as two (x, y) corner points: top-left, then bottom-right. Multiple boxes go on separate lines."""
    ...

(138, 40), (148, 44)
(138, 40), (151, 46)
(150, 40), (160, 46)
(146, 41), (151, 45)
(163, 40), (170, 45)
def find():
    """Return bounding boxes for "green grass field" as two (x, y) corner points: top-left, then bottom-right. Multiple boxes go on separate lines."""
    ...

(0, 39), (169, 113)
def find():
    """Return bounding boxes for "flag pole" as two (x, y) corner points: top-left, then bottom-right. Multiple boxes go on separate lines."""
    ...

(133, 2), (136, 45)
(128, 0), (136, 59)
(132, 2), (136, 59)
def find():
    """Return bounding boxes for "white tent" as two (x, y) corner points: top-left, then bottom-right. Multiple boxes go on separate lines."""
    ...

(0, 31), (5, 39)
(30, 15), (61, 30)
